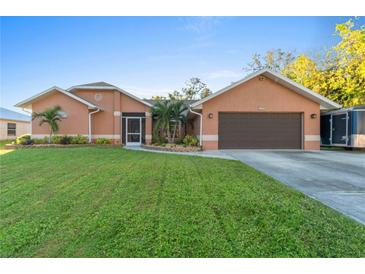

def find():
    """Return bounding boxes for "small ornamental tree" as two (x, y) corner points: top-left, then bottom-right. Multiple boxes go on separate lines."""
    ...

(32, 106), (63, 143)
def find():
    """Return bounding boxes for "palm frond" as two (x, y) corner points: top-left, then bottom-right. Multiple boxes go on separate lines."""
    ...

(32, 105), (63, 135)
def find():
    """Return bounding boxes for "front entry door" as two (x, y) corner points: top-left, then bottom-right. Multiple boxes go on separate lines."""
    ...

(126, 117), (142, 146)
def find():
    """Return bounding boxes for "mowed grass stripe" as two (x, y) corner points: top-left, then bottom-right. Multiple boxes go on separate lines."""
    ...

(0, 147), (364, 257)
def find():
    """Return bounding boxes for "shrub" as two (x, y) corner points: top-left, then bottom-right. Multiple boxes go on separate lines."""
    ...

(16, 134), (33, 145)
(59, 135), (73, 145)
(51, 136), (62, 144)
(182, 135), (199, 147)
(95, 138), (112, 144)
(152, 136), (167, 146)
(71, 134), (88, 144)
(32, 137), (49, 144)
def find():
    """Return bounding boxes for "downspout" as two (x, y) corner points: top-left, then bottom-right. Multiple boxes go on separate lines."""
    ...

(189, 108), (203, 147)
(88, 108), (101, 143)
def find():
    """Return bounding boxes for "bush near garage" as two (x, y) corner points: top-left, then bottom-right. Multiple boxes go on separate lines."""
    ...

(182, 135), (199, 147)
(95, 138), (112, 144)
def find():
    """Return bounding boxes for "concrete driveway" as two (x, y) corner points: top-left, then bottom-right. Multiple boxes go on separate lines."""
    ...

(224, 149), (365, 225)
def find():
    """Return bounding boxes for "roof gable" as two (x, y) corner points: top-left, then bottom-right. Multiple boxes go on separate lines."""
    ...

(67, 83), (152, 107)
(15, 87), (100, 110)
(191, 69), (341, 110)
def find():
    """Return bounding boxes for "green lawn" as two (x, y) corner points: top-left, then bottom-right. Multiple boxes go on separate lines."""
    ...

(0, 147), (364, 257)
(0, 140), (14, 155)
(0, 139), (13, 148)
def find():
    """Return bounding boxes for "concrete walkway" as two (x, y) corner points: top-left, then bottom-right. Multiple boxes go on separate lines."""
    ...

(124, 146), (236, 160)
(224, 149), (365, 225)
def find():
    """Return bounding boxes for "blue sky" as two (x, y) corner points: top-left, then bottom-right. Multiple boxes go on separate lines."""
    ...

(0, 16), (361, 112)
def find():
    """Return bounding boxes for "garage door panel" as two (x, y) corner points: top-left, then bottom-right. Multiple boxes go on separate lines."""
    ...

(218, 112), (302, 149)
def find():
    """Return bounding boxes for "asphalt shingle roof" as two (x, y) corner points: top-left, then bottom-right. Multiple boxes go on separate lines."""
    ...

(0, 107), (30, 122)
(75, 82), (116, 87)
(143, 99), (199, 106)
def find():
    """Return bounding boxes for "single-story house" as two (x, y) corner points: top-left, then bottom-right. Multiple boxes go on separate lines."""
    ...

(0, 107), (31, 140)
(15, 82), (153, 145)
(187, 69), (340, 150)
(15, 69), (340, 150)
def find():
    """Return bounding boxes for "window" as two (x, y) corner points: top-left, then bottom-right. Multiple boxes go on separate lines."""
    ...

(57, 111), (68, 118)
(7, 123), (16, 136)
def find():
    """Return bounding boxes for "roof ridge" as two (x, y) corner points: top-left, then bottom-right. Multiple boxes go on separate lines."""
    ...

(72, 81), (115, 88)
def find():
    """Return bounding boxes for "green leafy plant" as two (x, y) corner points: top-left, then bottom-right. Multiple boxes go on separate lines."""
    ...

(95, 138), (112, 144)
(51, 136), (62, 144)
(182, 135), (199, 147)
(152, 100), (188, 143)
(170, 100), (188, 143)
(16, 134), (33, 145)
(152, 100), (173, 143)
(32, 105), (63, 143)
(32, 137), (48, 144)
(71, 134), (88, 144)
(152, 136), (167, 146)
(59, 135), (73, 145)
(245, 19), (365, 107)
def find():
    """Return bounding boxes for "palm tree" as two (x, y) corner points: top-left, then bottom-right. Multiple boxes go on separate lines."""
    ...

(152, 100), (188, 143)
(170, 100), (188, 143)
(32, 106), (63, 143)
(152, 100), (172, 142)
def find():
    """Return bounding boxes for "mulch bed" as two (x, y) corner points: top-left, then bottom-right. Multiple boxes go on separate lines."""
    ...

(142, 144), (202, 152)
(4, 144), (121, 150)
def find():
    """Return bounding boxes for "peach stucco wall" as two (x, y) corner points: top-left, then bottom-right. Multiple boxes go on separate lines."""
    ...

(200, 76), (320, 150)
(74, 89), (152, 144)
(32, 91), (89, 135)
(31, 88), (152, 144)
(120, 94), (152, 140)
(74, 90), (116, 135)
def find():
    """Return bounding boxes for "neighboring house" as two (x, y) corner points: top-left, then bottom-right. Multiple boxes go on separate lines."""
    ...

(15, 69), (341, 150)
(0, 107), (31, 140)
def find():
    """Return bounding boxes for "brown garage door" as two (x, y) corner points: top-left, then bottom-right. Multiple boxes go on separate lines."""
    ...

(218, 112), (302, 149)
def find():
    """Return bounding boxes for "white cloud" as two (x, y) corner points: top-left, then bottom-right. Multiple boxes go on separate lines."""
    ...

(205, 70), (243, 79)
(180, 17), (221, 33)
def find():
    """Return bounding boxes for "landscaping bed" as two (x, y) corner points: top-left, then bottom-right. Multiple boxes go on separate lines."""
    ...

(4, 143), (121, 149)
(4, 134), (117, 150)
(143, 144), (202, 152)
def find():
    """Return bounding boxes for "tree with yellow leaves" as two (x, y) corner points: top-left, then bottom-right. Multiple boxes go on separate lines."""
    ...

(246, 19), (365, 107)
(283, 19), (365, 107)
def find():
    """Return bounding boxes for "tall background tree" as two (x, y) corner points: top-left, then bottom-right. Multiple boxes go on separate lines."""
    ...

(244, 19), (365, 107)
(151, 78), (212, 101)
(244, 49), (296, 73)
(32, 106), (63, 143)
(165, 78), (212, 101)
(283, 19), (365, 107)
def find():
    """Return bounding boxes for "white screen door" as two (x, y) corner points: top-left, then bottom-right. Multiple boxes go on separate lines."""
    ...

(126, 117), (142, 146)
